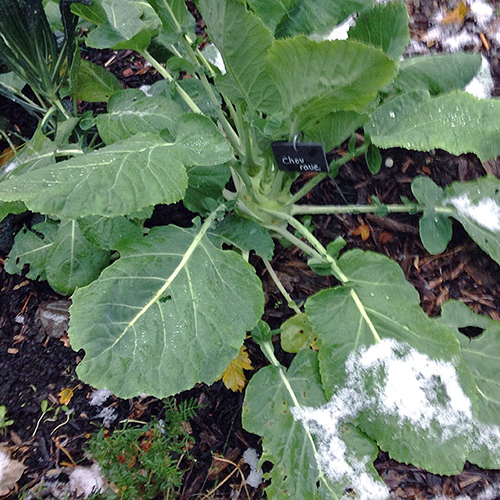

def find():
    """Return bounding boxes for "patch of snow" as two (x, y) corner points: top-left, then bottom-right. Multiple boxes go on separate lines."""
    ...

(466, 55), (494, 99)
(242, 448), (263, 488)
(442, 484), (500, 500)
(441, 31), (480, 52)
(404, 39), (431, 56)
(468, 0), (494, 30)
(291, 339), (500, 500)
(445, 194), (500, 231)
(0, 451), (9, 483)
(69, 463), (105, 499)
(202, 44), (226, 75)
(139, 85), (152, 96)
(95, 407), (117, 427)
(89, 389), (112, 407)
(325, 15), (357, 41)
(14, 315), (25, 324)
(2, 159), (21, 175)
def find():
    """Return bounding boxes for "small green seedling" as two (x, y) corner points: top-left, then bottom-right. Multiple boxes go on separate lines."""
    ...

(0, 405), (14, 433)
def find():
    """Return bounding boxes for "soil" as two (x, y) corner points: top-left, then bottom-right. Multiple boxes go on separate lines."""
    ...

(2, 0), (500, 499)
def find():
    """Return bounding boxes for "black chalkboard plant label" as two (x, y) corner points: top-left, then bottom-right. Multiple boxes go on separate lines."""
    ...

(271, 141), (329, 173)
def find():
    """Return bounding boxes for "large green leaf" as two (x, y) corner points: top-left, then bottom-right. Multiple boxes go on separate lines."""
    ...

(184, 164), (231, 215)
(73, 58), (122, 103)
(69, 221), (264, 398)
(367, 90), (500, 161)
(5, 220), (59, 281)
(384, 53), (481, 96)
(197, 0), (280, 114)
(306, 249), (478, 475)
(0, 115), (233, 218)
(5, 219), (110, 294)
(437, 300), (500, 469)
(244, 349), (385, 499)
(305, 110), (368, 152)
(45, 220), (110, 294)
(443, 176), (500, 265)
(412, 176), (453, 254)
(208, 213), (274, 260)
(274, 0), (374, 39)
(243, 350), (341, 499)
(266, 37), (395, 131)
(348, 0), (410, 61)
(96, 89), (184, 145)
(73, 0), (161, 50)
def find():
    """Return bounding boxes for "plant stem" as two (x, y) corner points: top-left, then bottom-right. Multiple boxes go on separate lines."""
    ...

(259, 339), (340, 499)
(267, 225), (323, 261)
(288, 173), (327, 205)
(332, 141), (369, 167)
(291, 203), (455, 216)
(264, 209), (349, 282)
(199, 73), (243, 155)
(141, 50), (203, 115)
(262, 258), (302, 315)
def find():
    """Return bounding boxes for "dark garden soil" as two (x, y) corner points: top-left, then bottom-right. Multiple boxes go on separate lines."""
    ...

(3, 0), (500, 498)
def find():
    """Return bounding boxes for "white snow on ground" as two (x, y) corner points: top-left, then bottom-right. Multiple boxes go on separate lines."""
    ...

(468, 0), (494, 30)
(291, 339), (500, 500)
(69, 463), (105, 498)
(445, 194), (500, 231)
(95, 406), (118, 427)
(0, 451), (9, 484)
(242, 448), (263, 488)
(89, 389), (112, 406)
(421, 0), (496, 56)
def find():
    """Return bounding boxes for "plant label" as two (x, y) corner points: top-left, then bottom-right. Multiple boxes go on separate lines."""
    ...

(271, 141), (329, 173)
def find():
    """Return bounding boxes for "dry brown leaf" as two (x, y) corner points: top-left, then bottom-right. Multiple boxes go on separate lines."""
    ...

(218, 345), (253, 392)
(441, 1), (467, 26)
(0, 449), (26, 496)
(353, 223), (370, 241)
(0, 147), (16, 167)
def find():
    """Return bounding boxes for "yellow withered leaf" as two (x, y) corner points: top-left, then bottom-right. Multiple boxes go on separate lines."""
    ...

(353, 223), (370, 241)
(218, 345), (253, 392)
(58, 388), (74, 405)
(441, 1), (467, 26)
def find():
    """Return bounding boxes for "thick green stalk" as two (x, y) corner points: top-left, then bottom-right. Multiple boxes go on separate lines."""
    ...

(291, 203), (455, 216)
(262, 258), (302, 315)
(141, 50), (203, 115)
(258, 339), (340, 500)
(263, 208), (349, 282)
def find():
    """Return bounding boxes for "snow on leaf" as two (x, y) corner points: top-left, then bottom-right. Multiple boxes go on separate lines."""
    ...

(445, 194), (500, 231)
(292, 338), (500, 489)
(218, 345), (253, 392)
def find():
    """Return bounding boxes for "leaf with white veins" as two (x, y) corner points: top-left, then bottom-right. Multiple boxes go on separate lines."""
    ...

(0, 115), (233, 218)
(69, 216), (264, 398)
(306, 249), (478, 475)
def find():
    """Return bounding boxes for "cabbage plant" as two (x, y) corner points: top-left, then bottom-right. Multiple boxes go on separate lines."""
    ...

(2, 0), (500, 498)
